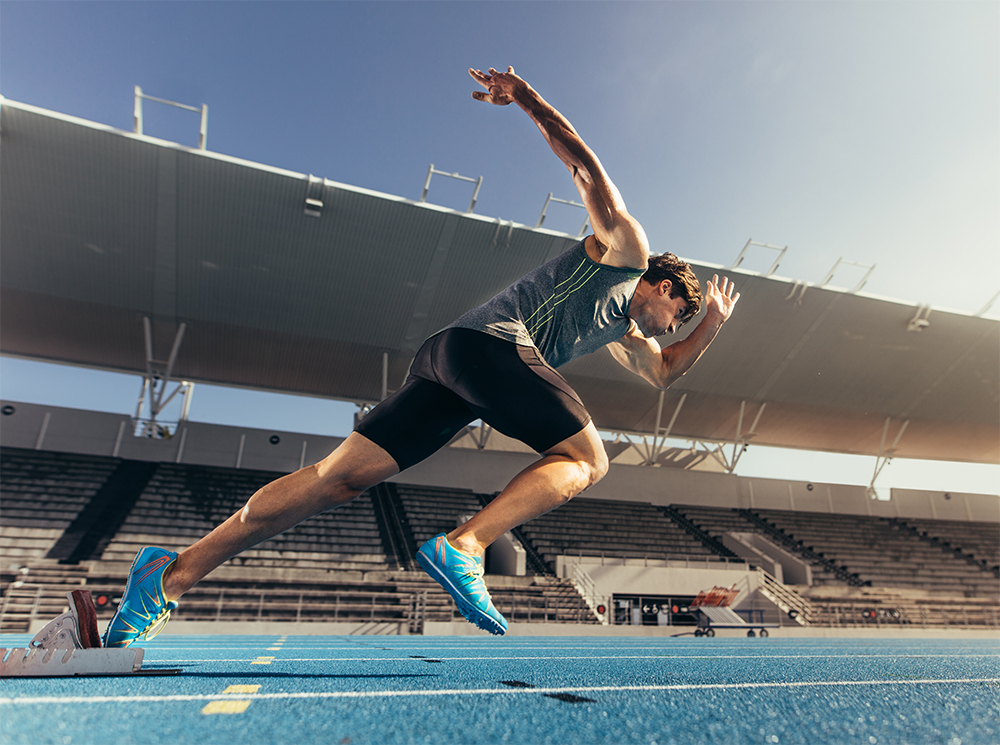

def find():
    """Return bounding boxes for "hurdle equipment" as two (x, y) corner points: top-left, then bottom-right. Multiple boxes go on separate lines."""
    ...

(0, 590), (169, 677)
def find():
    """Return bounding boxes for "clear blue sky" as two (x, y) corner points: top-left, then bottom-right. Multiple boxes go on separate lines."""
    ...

(1, 2), (997, 495)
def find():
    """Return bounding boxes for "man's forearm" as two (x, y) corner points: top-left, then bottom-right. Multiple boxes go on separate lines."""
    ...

(511, 81), (594, 176)
(658, 314), (726, 389)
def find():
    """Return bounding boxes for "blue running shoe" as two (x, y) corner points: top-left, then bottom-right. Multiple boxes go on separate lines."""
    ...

(416, 533), (508, 635)
(102, 547), (179, 648)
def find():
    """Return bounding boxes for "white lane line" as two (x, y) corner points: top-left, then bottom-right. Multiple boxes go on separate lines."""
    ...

(3, 678), (997, 706)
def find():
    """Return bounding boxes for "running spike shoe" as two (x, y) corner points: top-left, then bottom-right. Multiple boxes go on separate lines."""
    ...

(102, 546), (179, 648)
(416, 533), (508, 635)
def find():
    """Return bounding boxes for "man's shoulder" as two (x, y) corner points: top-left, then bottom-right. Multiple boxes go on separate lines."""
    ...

(585, 234), (648, 272)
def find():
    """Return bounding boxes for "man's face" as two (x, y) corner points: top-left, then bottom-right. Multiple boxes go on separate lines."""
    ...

(634, 280), (690, 338)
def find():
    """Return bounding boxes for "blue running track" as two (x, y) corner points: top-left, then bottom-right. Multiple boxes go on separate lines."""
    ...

(2, 635), (998, 745)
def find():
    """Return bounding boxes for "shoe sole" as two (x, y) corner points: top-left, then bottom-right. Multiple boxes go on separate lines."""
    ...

(415, 550), (506, 635)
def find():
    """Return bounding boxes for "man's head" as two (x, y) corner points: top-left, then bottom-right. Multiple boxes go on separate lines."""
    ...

(629, 253), (702, 337)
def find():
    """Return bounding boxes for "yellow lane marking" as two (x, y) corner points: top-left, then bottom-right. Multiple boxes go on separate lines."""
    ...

(251, 656), (275, 665)
(202, 700), (251, 715)
(202, 685), (261, 715)
(223, 685), (261, 694)
(267, 647), (281, 651)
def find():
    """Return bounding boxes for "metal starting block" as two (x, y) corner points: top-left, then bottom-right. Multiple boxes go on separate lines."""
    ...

(1, 589), (176, 677)
(1, 646), (145, 677)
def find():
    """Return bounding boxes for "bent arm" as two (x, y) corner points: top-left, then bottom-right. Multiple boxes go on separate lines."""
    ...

(608, 274), (740, 389)
(470, 67), (648, 267)
(608, 314), (726, 390)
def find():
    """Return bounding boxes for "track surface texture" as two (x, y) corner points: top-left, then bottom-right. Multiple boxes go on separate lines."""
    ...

(2, 635), (997, 745)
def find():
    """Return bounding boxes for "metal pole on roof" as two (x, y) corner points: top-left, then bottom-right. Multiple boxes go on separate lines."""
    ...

(199, 104), (208, 150)
(536, 193), (587, 231)
(730, 238), (753, 270)
(821, 258), (875, 293)
(468, 176), (483, 214)
(420, 165), (434, 202)
(420, 165), (483, 213)
(132, 86), (208, 149)
(134, 86), (143, 135)
(974, 290), (1000, 317)
(732, 240), (787, 276)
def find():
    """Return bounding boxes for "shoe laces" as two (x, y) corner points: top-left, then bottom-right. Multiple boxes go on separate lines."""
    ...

(142, 607), (172, 641)
(461, 563), (494, 603)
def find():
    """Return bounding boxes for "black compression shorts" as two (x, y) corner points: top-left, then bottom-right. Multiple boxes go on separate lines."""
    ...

(354, 328), (591, 471)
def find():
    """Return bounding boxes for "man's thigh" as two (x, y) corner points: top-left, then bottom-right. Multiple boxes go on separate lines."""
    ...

(353, 375), (477, 472)
(423, 329), (592, 453)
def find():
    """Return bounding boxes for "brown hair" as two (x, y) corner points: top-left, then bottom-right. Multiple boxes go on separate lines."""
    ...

(641, 253), (701, 324)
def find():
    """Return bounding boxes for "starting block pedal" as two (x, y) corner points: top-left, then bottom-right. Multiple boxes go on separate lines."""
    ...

(0, 589), (178, 677)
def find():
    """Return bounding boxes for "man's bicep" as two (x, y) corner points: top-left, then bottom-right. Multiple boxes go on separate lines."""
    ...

(607, 331), (664, 387)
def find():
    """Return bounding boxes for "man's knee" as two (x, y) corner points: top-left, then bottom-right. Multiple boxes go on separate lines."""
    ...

(581, 447), (609, 487)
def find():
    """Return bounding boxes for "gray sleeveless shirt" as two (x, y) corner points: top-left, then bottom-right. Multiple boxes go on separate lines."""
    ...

(445, 239), (646, 368)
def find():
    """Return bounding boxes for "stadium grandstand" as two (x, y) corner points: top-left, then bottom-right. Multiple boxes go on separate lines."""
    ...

(1, 97), (997, 638)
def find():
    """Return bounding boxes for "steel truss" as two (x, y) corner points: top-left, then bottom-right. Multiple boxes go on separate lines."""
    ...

(134, 317), (194, 438)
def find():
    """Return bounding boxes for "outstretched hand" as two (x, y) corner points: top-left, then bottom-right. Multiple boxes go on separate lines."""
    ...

(704, 275), (740, 322)
(470, 66), (523, 105)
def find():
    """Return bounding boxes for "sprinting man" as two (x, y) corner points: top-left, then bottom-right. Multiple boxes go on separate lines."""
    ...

(104, 66), (739, 643)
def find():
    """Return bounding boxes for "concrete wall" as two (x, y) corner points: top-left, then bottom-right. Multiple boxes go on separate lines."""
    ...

(559, 559), (756, 601)
(2, 399), (997, 523)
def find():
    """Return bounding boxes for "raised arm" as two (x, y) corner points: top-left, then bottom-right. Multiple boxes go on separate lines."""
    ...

(470, 66), (648, 269)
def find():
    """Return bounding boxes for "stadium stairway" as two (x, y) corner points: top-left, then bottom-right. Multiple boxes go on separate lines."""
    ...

(752, 508), (999, 598)
(890, 517), (1000, 575)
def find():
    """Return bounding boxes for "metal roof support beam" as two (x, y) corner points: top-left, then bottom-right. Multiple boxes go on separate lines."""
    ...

(907, 305), (932, 332)
(821, 258), (876, 294)
(648, 392), (687, 465)
(536, 193), (591, 237)
(867, 417), (909, 500)
(133, 86), (208, 150)
(974, 290), (999, 318)
(731, 239), (788, 276)
(713, 400), (767, 474)
(472, 423), (492, 451)
(420, 164), (483, 213)
(618, 432), (648, 464)
(135, 317), (194, 438)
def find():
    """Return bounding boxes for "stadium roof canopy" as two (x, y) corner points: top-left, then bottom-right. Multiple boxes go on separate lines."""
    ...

(2, 99), (998, 464)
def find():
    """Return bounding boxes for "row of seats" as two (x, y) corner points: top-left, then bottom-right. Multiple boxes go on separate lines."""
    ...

(104, 461), (390, 572)
(676, 504), (998, 598)
(898, 518), (999, 566)
(2, 448), (997, 599)
(517, 496), (723, 567)
(0, 449), (119, 529)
